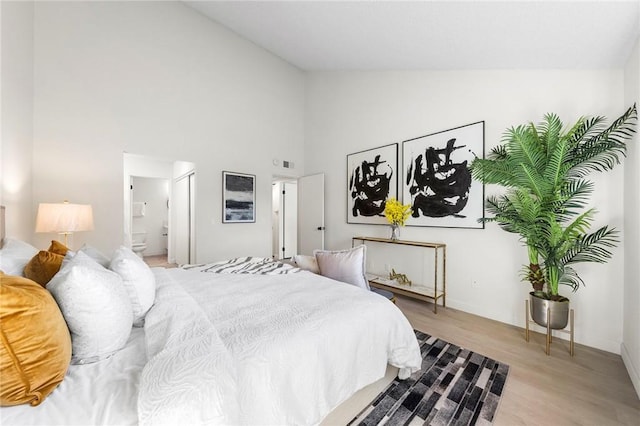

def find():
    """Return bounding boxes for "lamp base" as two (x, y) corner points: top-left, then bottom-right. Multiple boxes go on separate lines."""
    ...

(59, 232), (72, 249)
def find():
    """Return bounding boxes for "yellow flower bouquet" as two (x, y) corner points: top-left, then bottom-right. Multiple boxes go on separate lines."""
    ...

(384, 198), (412, 226)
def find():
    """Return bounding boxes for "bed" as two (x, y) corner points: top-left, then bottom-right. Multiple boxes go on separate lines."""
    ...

(0, 212), (421, 425)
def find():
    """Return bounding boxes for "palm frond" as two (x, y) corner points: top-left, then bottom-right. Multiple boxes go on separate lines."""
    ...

(561, 226), (619, 265)
(542, 133), (569, 189)
(488, 145), (508, 160)
(557, 266), (584, 292)
(513, 125), (546, 171)
(555, 179), (594, 221)
(567, 105), (637, 174)
(570, 116), (607, 145)
(540, 113), (563, 156)
(558, 209), (596, 240)
(519, 162), (546, 198)
(470, 158), (517, 186)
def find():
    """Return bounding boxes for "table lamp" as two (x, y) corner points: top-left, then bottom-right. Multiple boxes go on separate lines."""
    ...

(35, 201), (94, 248)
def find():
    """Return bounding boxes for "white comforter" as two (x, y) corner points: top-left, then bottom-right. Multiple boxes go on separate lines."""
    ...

(139, 267), (421, 426)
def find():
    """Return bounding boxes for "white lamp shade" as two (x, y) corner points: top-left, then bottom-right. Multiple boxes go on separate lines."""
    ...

(35, 203), (94, 233)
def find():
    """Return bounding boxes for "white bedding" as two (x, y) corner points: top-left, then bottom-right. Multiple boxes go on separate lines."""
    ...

(140, 267), (421, 426)
(0, 266), (421, 426)
(0, 327), (146, 425)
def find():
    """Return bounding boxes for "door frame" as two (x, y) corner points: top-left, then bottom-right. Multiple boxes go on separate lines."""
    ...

(173, 171), (196, 264)
(297, 173), (325, 255)
(271, 177), (298, 259)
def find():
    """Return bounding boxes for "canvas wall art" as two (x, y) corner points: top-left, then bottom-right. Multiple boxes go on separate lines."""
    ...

(347, 143), (398, 225)
(402, 121), (485, 228)
(223, 171), (255, 223)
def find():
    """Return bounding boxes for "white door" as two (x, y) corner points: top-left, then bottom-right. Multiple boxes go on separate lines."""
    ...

(188, 173), (196, 260)
(297, 173), (325, 255)
(271, 181), (298, 259)
(282, 182), (297, 258)
(174, 172), (195, 265)
(271, 183), (280, 259)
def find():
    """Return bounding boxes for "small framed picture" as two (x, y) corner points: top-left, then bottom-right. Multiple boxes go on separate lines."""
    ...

(222, 171), (256, 223)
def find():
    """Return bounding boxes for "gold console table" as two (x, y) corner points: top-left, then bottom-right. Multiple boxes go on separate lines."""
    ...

(352, 236), (446, 313)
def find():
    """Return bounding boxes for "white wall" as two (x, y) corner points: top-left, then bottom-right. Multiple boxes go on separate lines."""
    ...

(1, 1), (34, 241)
(623, 36), (640, 397)
(305, 70), (626, 353)
(31, 1), (305, 260)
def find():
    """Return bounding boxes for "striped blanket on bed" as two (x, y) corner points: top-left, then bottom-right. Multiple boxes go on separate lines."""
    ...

(182, 257), (300, 275)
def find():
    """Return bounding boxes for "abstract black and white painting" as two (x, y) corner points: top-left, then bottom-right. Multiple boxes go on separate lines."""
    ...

(223, 171), (255, 223)
(347, 143), (398, 225)
(402, 122), (484, 228)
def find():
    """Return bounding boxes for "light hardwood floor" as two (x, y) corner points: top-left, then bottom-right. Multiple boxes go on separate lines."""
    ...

(140, 261), (639, 424)
(143, 254), (177, 268)
(393, 296), (640, 425)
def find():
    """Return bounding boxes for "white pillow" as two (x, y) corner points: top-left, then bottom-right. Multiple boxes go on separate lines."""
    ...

(47, 251), (133, 364)
(314, 245), (369, 290)
(109, 246), (156, 327)
(293, 254), (320, 274)
(78, 243), (110, 267)
(0, 238), (39, 276)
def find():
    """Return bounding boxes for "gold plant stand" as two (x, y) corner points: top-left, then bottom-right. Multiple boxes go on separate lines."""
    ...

(525, 300), (575, 357)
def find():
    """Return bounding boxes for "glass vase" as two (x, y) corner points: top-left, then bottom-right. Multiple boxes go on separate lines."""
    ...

(390, 224), (400, 241)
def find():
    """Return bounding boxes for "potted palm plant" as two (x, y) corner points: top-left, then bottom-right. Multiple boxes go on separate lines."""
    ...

(470, 105), (637, 328)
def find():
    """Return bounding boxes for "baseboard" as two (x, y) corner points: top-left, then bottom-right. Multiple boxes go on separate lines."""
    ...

(445, 297), (621, 354)
(621, 342), (640, 399)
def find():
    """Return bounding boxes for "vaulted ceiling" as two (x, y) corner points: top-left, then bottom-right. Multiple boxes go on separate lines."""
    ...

(186, 0), (640, 71)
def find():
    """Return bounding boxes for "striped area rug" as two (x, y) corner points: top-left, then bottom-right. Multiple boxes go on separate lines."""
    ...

(350, 330), (509, 426)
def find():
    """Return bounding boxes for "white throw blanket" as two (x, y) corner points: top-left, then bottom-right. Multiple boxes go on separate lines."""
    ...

(182, 256), (300, 274)
(139, 267), (421, 425)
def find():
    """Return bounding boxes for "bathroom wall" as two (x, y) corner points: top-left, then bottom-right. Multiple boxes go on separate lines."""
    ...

(131, 177), (169, 257)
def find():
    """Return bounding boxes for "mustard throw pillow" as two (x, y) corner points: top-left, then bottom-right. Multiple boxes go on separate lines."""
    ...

(0, 272), (72, 406)
(47, 240), (69, 256)
(23, 251), (64, 287)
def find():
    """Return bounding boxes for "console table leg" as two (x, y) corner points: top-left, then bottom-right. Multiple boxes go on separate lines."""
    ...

(442, 246), (447, 308)
(570, 308), (575, 357)
(546, 307), (551, 355)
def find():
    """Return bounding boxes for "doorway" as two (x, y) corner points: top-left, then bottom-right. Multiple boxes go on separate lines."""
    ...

(130, 176), (169, 265)
(174, 171), (195, 265)
(271, 173), (325, 259)
(123, 153), (195, 266)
